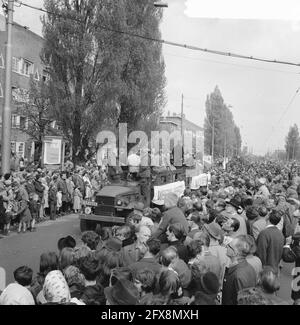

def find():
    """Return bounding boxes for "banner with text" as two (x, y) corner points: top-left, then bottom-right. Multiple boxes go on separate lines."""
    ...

(153, 181), (185, 201)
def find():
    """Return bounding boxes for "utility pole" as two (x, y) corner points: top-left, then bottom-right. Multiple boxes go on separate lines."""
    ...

(1, 0), (14, 174)
(181, 94), (184, 165)
(224, 135), (227, 160)
(211, 118), (214, 163)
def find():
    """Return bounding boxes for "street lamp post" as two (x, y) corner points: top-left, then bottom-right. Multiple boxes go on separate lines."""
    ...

(1, 0), (14, 173)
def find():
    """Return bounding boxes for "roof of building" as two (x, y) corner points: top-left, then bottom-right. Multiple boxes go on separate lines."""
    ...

(160, 114), (203, 131)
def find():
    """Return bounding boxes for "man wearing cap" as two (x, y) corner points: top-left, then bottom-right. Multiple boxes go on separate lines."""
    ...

(202, 222), (230, 285)
(151, 192), (189, 243)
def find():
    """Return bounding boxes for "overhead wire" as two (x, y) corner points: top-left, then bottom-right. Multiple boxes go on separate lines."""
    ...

(264, 86), (300, 147)
(14, 0), (300, 68)
(163, 51), (300, 75)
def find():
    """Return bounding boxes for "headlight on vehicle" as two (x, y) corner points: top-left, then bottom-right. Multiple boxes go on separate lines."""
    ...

(116, 199), (122, 206)
(84, 207), (92, 215)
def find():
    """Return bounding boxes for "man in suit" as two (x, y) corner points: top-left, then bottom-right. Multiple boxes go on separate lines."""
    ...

(120, 225), (151, 267)
(252, 206), (268, 241)
(256, 209), (285, 273)
(152, 193), (189, 243)
(222, 235), (257, 305)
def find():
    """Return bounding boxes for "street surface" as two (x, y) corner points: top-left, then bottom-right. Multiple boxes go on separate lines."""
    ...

(0, 214), (81, 285)
(0, 213), (294, 304)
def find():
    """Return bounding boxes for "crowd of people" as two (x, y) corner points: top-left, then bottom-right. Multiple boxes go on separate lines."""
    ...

(1, 158), (300, 305)
(0, 164), (108, 235)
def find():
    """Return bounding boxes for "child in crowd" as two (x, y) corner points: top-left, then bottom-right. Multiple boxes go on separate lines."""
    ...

(56, 190), (62, 215)
(73, 186), (82, 213)
(28, 193), (39, 230)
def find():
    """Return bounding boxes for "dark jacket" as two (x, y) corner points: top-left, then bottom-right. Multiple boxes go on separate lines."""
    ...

(256, 226), (285, 272)
(161, 241), (189, 264)
(34, 180), (44, 201)
(222, 260), (257, 305)
(153, 207), (189, 240)
(25, 182), (36, 196)
(57, 179), (68, 201)
(282, 244), (300, 300)
(15, 199), (32, 223)
(80, 284), (106, 305)
(171, 258), (192, 289)
(120, 242), (144, 267)
(48, 185), (57, 203)
(130, 257), (162, 276)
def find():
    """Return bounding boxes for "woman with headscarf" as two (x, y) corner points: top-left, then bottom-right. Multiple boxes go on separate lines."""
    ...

(42, 270), (84, 305)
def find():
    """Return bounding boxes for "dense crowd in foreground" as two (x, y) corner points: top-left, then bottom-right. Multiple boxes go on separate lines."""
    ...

(1, 158), (300, 305)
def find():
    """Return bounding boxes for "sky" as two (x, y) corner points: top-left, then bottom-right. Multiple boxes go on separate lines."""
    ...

(12, 0), (300, 155)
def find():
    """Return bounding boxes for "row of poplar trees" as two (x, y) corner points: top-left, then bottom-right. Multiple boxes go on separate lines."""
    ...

(204, 86), (242, 159)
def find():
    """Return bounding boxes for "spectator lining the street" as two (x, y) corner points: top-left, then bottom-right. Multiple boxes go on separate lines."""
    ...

(81, 231), (100, 251)
(0, 266), (35, 305)
(59, 247), (75, 272)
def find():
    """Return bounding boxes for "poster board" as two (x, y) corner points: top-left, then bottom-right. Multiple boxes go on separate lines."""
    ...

(42, 136), (65, 170)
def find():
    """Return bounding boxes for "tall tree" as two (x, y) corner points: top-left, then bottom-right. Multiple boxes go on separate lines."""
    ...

(285, 124), (300, 160)
(18, 78), (54, 160)
(204, 86), (241, 159)
(117, 0), (166, 134)
(41, 0), (165, 163)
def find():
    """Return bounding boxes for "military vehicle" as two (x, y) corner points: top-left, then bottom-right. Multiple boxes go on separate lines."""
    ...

(79, 167), (186, 232)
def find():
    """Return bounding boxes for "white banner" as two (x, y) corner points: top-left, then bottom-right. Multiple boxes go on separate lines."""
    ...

(190, 173), (208, 189)
(153, 181), (185, 201)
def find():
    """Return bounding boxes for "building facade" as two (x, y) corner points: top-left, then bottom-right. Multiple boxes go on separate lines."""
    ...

(159, 112), (204, 160)
(0, 15), (53, 162)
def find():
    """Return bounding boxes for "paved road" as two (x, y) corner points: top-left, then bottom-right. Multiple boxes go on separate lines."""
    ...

(0, 214), (82, 286)
(0, 214), (295, 303)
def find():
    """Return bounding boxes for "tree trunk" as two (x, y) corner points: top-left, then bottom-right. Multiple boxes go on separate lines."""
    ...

(72, 110), (82, 165)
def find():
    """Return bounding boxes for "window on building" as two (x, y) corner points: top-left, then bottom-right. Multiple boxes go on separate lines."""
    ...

(12, 57), (20, 73)
(0, 53), (4, 68)
(20, 116), (28, 130)
(21, 59), (34, 76)
(11, 114), (20, 128)
(42, 69), (50, 82)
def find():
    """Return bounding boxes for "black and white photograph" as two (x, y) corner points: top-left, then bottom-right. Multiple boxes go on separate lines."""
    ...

(0, 0), (300, 310)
